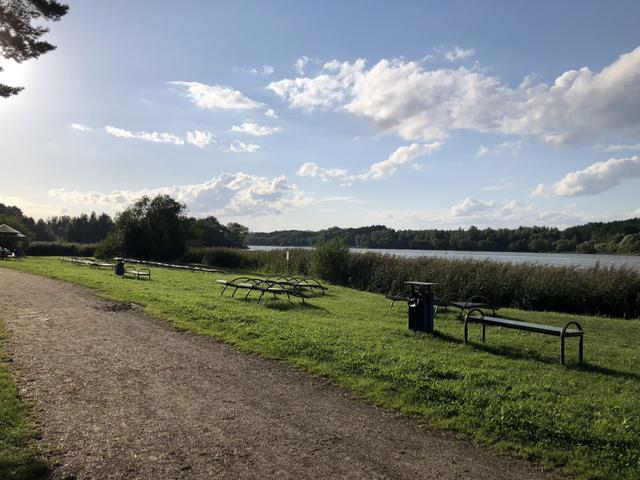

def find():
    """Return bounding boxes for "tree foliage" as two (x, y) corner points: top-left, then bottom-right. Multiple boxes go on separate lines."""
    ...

(248, 218), (640, 255)
(108, 195), (188, 261)
(0, 0), (68, 97)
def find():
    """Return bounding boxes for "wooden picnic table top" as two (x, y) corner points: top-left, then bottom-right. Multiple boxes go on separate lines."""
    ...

(450, 301), (488, 309)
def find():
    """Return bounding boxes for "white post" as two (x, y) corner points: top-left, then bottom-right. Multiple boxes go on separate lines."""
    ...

(286, 250), (290, 275)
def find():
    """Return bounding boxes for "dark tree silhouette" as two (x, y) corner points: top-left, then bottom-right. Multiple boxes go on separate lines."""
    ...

(0, 0), (68, 97)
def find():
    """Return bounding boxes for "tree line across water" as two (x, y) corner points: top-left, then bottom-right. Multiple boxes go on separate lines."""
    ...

(248, 220), (640, 255)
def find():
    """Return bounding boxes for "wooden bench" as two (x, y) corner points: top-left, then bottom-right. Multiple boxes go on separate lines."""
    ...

(123, 268), (151, 280)
(464, 309), (584, 365)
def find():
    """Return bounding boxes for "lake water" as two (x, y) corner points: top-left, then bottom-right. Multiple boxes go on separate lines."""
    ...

(248, 245), (640, 270)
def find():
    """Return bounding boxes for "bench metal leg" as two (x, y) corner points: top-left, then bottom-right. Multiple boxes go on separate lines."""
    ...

(482, 323), (486, 343)
(561, 321), (584, 366)
(386, 300), (394, 314)
(579, 335), (583, 364)
(464, 319), (469, 344)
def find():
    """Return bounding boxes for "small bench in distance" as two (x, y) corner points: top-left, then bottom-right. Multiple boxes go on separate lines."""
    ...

(123, 268), (151, 280)
(464, 308), (583, 365)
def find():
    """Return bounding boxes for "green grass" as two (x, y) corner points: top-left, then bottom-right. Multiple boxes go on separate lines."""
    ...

(2, 258), (640, 479)
(0, 320), (49, 479)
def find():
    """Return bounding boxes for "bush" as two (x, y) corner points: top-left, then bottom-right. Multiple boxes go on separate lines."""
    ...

(95, 231), (123, 259)
(312, 239), (350, 284)
(25, 242), (97, 257)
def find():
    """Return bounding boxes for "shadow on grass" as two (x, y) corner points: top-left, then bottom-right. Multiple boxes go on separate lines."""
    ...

(263, 299), (327, 312)
(0, 457), (50, 480)
(576, 362), (640, 381)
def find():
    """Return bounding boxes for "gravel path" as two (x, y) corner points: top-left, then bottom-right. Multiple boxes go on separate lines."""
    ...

(0, 269), (559, 479)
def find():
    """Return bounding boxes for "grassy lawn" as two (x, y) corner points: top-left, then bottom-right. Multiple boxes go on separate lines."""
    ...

(2, 257), (639, 479)
(0, 320), (49, 479)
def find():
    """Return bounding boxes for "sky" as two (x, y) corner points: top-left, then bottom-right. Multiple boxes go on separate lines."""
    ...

(1, 0), (640, 232)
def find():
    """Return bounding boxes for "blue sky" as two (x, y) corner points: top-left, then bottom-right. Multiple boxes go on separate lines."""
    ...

(1, 0), (640, 231)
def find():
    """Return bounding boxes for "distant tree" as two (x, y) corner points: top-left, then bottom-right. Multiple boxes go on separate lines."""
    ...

(0, 0), (69, 97)
(103, 195), (188, 260)
(553, 238), (577, 252)
(33, 218), (56, 241)
(618, 233), (640, 254)
(226, 222), (249, 247)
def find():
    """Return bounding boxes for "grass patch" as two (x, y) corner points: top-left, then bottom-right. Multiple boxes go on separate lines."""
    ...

(2, 257), (640, 479)
(0, 320), (49, 479)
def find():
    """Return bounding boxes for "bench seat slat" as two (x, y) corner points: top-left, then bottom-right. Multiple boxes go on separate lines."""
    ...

(467, 315), (582, 337)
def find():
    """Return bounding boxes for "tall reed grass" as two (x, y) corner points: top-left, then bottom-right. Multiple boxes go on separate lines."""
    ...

(186, 246), (640, 318)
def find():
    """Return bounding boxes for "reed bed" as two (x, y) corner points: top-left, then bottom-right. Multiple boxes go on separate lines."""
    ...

(187, 247), (640, 318)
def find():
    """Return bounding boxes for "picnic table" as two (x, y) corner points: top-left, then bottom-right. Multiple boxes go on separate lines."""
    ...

(92, 262), (116, 269)
(217, 276), (318, 304)
(450, 295), (497, 319)
(263, 274), (328, 295)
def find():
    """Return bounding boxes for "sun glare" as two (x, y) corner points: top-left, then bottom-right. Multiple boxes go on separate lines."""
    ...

(0, 60), (28, 88)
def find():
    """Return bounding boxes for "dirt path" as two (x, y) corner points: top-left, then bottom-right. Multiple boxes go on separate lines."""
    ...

(0, 269), (559, 479)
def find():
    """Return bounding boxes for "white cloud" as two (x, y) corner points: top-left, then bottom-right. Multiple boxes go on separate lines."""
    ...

(371, 200), (598, 229)
(48, 173), (312, 217)
(186, 130), (215, 148)
(294, 56), (319, 75)
(604, 143), (640, 152)
(480, 177), (514, 191)
(443, 46), (475, 62)
(450, 197), (495, 216)
(545, 156), (640, 197)
(105, 126), (215, 148)
(531, 183), (549, 198)
(297, 142), (441, 183)
(235, 65), (274, 76)
(476, 145), (489, 157)
(268, 59), (365, 111)
(476, 140), (523, 158)
(297, 162), (350, 182)
(264, 109), (278, 118)
(105, 126), (184, 145)
(227, 141), (261, 153)
(268, 47), (640, 145)
(361, 142), (442, 180)
(71, 123), (92, 132)
(230, 122), (281, 136)
(170, 81), (263, 110)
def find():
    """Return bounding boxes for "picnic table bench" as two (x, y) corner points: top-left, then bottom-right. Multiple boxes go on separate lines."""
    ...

(123, 267), (151, 280)
(464, 308), (584, 365)
(216, 277), (311, 304)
